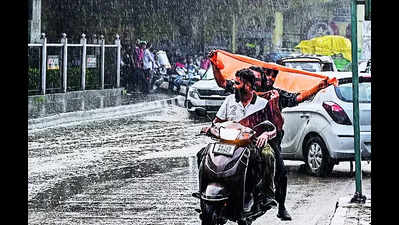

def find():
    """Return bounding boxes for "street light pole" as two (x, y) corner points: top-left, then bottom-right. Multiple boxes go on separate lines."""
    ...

(350, 0), (366, 204)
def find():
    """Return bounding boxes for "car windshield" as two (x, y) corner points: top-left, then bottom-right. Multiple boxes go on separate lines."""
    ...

(284, 61), (322, 72)
(335, 81), (371, 103)
(202, 66), (215, 80)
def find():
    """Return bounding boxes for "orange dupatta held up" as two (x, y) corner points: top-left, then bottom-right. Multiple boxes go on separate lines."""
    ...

(208, 49), (338, 94)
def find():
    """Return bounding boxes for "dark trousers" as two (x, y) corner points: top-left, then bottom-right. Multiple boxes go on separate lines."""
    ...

(131, 68), (143, 92)
(143, 69), (152, 94)
(268, 130), (288, 209)
(126, 68), (135, 91)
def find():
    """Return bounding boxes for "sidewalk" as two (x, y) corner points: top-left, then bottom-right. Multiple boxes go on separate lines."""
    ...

(28, 94), (185, 131)
(330, 196), (371, 225)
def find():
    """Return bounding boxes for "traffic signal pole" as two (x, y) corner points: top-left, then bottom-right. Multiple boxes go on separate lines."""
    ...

(350, 0), (367, 204)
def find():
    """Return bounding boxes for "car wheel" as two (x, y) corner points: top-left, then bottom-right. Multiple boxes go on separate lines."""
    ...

(304, 136), (334, 177)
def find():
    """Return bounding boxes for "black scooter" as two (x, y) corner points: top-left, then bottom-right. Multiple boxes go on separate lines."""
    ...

(193, 109), (277, 225)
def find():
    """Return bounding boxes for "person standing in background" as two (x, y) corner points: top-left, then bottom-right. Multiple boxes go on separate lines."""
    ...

(133, 40), (146, 93)
(143, 41), (157, 94)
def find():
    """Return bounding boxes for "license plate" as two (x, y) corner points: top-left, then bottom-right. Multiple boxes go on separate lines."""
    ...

(213, 143), (235, 156)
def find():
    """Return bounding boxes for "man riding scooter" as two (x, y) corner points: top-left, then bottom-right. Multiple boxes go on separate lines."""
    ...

(199, 49), (335, 222)
(198, 68), (278, 209)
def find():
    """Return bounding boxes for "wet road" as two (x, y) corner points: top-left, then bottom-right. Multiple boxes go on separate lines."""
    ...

(28, 101), (371, 225)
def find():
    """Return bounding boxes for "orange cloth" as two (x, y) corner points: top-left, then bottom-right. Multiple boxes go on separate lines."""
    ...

(209, 49), (338, 94)
(296, 81), (325, 102)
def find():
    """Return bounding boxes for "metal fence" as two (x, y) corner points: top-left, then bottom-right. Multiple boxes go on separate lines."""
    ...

(28, 33), (121, 95)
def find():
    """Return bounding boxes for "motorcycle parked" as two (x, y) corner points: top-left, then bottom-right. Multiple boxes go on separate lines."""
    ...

(151, 66), (168, 90)
(169, 64), (201, 93)
(165, 64), (183, 91)
(152, 50), (174, 90)
(181, 65), (201, 88)
(193, 108), (277, 225)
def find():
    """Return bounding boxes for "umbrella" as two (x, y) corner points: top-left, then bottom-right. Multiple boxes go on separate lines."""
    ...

(295, 35), (352, 61)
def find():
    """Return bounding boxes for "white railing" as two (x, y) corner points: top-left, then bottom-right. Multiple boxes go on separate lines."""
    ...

(28, 33), (121, 95)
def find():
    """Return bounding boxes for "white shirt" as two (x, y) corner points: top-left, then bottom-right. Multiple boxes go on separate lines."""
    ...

(216, 93), (268, 122)
(143, 49), (156, 70)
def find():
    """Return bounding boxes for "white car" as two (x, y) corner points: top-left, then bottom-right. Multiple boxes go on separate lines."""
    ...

(278, 55), (338, 72)
(280, 72), (371, 176)
(185, 66), (230, 114)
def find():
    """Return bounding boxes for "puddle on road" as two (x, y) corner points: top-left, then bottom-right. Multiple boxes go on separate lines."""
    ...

(29, 157), (201, 225)
(29, 156), (194, 210)
(28, 99), (210, 223)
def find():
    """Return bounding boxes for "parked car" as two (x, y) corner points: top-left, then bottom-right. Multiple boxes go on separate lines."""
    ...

(263, 52), (292, 63)
(277, 55), (337, 72)
(185, 66), (230, 115)
(280, 72), (371, 176)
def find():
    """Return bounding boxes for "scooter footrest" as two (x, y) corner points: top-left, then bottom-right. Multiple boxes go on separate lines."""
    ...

(247, 211), (263, 221)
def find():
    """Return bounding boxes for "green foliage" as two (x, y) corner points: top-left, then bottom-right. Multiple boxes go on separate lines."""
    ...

(66, 67), (82, 91)
(67, 67), (100, 91)
(34, 95), (46, 103)
(41, 0), (238, 49)
(28, 67), (101, 94)
(28, 68), (40, 90)
(40, 0), (351, 56)
(46, 69), (62, 89)
(27, 67), (64, 91)
(86, 68), (100, 90)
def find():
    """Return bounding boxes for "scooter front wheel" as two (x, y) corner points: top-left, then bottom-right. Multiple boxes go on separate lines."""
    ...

(237, 219), (252, 225)
(201, 202), (221, 225)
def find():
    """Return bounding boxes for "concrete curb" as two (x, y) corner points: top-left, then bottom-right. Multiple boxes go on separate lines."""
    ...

(28, 96), (185, 131)
(330, 196), (371, 225)
(28, 80), (188, 131)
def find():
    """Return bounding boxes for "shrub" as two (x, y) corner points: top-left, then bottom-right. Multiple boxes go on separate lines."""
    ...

(28, 67), (102, 94)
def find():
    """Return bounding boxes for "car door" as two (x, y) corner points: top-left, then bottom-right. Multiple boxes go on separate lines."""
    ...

(281, 100), (313, 153)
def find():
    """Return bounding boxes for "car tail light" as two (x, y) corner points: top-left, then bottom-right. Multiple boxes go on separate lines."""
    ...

(322, 101), (352, 125)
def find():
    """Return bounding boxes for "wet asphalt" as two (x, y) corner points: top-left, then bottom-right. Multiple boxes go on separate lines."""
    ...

(28, 93), (371, 225)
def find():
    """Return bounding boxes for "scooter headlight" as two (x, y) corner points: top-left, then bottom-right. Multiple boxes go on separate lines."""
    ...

(188, 87), (200, 99)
